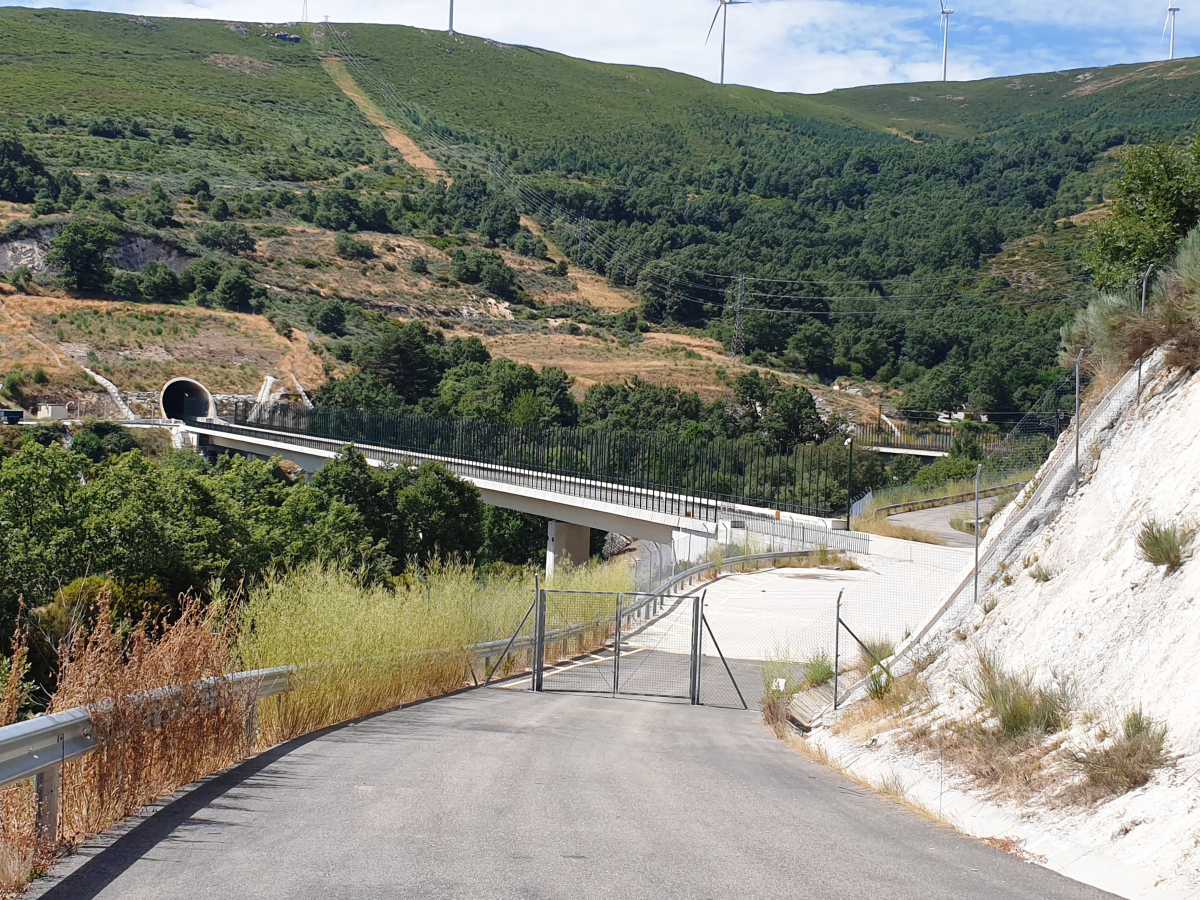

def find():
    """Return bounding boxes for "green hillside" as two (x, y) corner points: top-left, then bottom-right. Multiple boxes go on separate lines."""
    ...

(1, 7), (1198, 417)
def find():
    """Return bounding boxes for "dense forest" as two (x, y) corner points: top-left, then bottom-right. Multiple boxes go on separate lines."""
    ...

(3, 9), (1200, 420)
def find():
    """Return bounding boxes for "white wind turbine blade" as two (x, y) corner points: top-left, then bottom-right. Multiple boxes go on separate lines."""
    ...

(706, 2), (723, 44)
(1163, 9), (1172, 41)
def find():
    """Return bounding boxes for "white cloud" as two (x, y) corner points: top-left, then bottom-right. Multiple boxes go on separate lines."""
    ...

(14, 0), (1194, 91)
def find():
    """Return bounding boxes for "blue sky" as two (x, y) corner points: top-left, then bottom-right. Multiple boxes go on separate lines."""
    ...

(5, 0), (1191, 93)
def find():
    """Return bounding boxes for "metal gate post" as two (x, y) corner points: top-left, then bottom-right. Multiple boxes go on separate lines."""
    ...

(531, 588), (547, 692)
(612, 594), (624, 698)
(695, 592), (706, 705)
(689, 594), (702, 705)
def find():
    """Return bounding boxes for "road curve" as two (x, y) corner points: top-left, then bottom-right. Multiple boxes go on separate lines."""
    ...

(32, 689), (1112, 900)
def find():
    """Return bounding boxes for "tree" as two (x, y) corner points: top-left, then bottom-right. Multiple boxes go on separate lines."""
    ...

(70, 420), (139, 463)
(479, 196), (520, 245)
(46, 216), (120, 290)
(212, 270), (254, 310)
(1088, 137), (1200, 289)
(109, 271), (142, 301)
(0, 136), (52, 203)
(760, 386), (831, 448)
(139, 261), (181, 303)
(195, 222), (256, 254)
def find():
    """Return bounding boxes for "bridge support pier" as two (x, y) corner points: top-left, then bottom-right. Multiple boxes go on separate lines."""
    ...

(546, 520), (590, 580)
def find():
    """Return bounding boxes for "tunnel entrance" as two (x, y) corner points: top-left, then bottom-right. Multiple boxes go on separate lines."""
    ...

(161, 378), (215, 420)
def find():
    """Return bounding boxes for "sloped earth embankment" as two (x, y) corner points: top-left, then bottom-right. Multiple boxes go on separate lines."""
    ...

(812, 361), (1200, 898)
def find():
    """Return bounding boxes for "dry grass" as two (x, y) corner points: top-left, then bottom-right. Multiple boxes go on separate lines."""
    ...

(852, 515), (946, 545)
(1069, 708), (1170, 800)
(237, 560), (631, 744)
(0, 624), (51, 894)
(51, 594), (250, 843)
(1136, 516), (1196, 570)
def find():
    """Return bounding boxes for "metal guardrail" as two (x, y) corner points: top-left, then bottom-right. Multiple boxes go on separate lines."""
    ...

(0, 666), (295, 837)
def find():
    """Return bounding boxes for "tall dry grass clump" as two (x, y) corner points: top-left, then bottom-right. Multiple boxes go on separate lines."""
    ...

(237, 560), (631, 744)
(51, 594), (250, 844)
(1136, 516), (1196, 569)
(1072, 708), (1170, 799)
(0, 623), (51, 893)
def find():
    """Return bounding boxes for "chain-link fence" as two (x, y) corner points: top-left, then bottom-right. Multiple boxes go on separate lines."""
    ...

(846, 356), (1156, 706)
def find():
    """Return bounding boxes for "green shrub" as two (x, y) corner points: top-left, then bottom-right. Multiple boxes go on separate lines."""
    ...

(802, 652), (833, 688)
(109, 270), (142, 301)
(6, 266), (32, 291)
(195, 222), (255, 254)
(411, 255), (429, 274)
(1136, 516), (1196, 569)
(139, 261), (181, 303)
(334, 231), (375, 260)
(1073, 708), (1169, 796)
(209, 197), (231, 221)
(970, 650), (1070, 740)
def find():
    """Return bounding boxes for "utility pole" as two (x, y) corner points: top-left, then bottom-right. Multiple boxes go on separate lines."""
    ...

(731, 275), (746, 361)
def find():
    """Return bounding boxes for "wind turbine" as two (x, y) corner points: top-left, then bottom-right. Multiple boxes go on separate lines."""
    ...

(449, 0), (454, 36)
(706, 0), (751, 86)
(939, 0), (954, 81)
(1163, 2), (1181, 59)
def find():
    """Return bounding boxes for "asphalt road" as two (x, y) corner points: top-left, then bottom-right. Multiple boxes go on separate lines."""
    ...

(33, 689), (1113, 900)
(888, 497), (998, 548)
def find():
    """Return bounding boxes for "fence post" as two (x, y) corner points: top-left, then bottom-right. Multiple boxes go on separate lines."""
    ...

(531, 586), (547, 692)
(832, 589), (843, 710)
(612, 594), (624, 699)
(1075, 349), (1083, 491)
(689, 594), (702, 705)
(973, 463), (982, 607)
(1138, 263), (1154, 401)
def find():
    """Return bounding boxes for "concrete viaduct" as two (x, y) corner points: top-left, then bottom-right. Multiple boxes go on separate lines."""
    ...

(159, 378), (838, 576)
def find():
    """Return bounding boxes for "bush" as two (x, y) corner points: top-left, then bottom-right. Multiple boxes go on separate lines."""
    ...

(5, 266), (32, 291)
(209, 197), (230, 221)
(139, 260), (181, 303)
(802, 652), (833, 688)
(334, 232), (375, 260)
(212, 270), (254, 311)
(184, 177), (211, 198)
(1136, 516), (1195, 569)
(1073, 708), (1169, 796)
(195, 222), (255, 255)
(970, 650), (1070, 740)
(109, 271), (142, 301)
(410, 255), (429, 275)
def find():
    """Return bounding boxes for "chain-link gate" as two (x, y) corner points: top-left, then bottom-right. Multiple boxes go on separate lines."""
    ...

(495, 589), (740, 704)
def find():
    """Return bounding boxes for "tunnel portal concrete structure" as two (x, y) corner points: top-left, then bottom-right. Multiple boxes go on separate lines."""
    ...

(161, 378), (216, 421)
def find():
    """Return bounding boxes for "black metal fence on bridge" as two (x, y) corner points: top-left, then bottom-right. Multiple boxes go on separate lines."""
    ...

(230, 402), (845, 518)
(852, 421), (1004, 456)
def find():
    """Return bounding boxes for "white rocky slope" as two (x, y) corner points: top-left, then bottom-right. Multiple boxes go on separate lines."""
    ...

(823, 361), (1200, 897)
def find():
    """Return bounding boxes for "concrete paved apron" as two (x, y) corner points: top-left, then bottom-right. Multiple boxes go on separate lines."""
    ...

(33, 690), (1113, 900)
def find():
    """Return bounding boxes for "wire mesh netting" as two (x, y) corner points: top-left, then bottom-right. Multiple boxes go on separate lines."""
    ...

(538, 590), (621, 694)
(612, 593), (695, 700)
